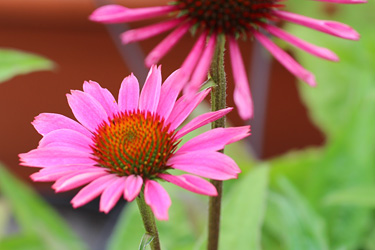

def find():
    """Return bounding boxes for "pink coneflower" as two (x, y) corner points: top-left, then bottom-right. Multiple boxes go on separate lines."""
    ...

(89, 0), (365, 120)
(19, 66), (250, 220)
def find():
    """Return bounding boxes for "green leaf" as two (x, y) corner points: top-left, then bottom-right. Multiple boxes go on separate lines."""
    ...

(0, 48), (54, 84)
(323, 186), (375, 207)
(219, 164), (269, 250)
(0, 163), (86, 250)
(0, 234), (45, 250)
(138, 233), (154, 250)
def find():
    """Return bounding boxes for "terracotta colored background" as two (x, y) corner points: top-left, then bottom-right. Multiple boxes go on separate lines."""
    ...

(0, 0), (324, 185)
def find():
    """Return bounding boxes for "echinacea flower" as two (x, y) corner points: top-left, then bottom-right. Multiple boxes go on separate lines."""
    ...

(89, 0), (365, 120)
(19, 66), (250, 220)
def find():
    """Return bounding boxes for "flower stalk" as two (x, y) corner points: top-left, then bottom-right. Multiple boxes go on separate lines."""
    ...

(136, 193), (161, 250)
(208, 34), (226, 250)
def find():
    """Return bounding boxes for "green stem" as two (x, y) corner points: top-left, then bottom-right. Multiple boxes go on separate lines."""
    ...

(136, 193), (161, 250)
(207, 34), (226, 250)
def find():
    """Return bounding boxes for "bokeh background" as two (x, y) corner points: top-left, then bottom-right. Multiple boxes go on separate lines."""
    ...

(0, 0), (374, 249)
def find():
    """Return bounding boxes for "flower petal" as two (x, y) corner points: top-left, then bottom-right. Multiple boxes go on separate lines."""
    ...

(144, 180), (171, 221)
(89, 4), (178, 23)
(19, 147), (95, 168)
(32, 113), (91, 137)
(38, 129), (92, 152)
(168, 151), (240, 180)
(159, 174), (217, 196)
(228, 37), (254, 120)
(176, 107), (233, 139)
(274, 10), (360, 40)
(265, 25), (339, 61)
(156, 69), (184, 121)
(139, 65), (162, 114)
(166, 89), (210, 131)
(118, 73), (140, 112)
(31, 165), (97, 182)
(83, 80), (118, 118)
(124, 175), (143, 202)
(121, 18), (184, 44)
(67, 90), (108, 132)
(53, 169), (108, 192)
(177, 126), (250, 154)
(254, 31), (317, 87)
(100, 176), (127, 213)
(145, 22), (192, 67)
(71, 174), (117, 208)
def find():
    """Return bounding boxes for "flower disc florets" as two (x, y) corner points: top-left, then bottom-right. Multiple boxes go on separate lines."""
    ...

(176, 0), (281, 35)
(91, 110), (178, 179)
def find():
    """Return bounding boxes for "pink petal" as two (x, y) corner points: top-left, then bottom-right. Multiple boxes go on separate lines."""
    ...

(156, 69), (184, 121)
(71, 174), (117, 208)
(265, 25), (339, 61)
(312, 0), (366, 3)
(83, 80), (118, 118)
(53, 169), (108, 192)
(124, 175), (143, 201)
(145, 22), (192, 67)
(121, 18), (184, 44)
(228, 37), (254, 120)
(139, 65), (162, 114)
(144, 180), (171, 221)
(274, 10), (360, 40)
(168, 151), (240, 180)
(179, 31), (208, 83)
(67, 90), (108, 132)
(100, 176), (127, 213)
(38, 129), (92, 151)
(159, 174), (217, 196)
(89, 4), (178, 23)
(118, 73), (140, 112)
(19, 147), (95, 168)
(184, 34), (217, 97)
(176, 126), (250, 154)
(166, 89), (210, 131)
(32, 113), (91, 138)
(31, 165), (97, 182)
(254, 31), (317, 87)
(176, 108), (233, 139)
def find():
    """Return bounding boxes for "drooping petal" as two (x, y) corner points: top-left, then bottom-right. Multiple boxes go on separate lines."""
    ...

(124, 175), (143, 202)
(121, 18), (184, 44)
(38, 129), (92, 151)
(176, 108), (233, 139)
(156, 69), (184, 121)
(144, 180), (171, 221)
(53, 169), (108, 192)
(254, 31), (317, 87)
(176, 126), (250, 154)
(100, 176), (127, 213)
(83, 80), (118, 118)
(228, 37), (254, 120)
(89, 4), (178, 23)
(32, 113), (91, 138)
(118, 73), (140, 112)
(67, 90), (108, 132)
(168, 151), (241, 180)
(145, 22), (192, 67)
(273, 10), (360, 40)
(19, 147), (95, 168)
(30, 165), (97, 182)
(265, 25), (339, 61)
(166, 89), (210, 131)
(184, 34), (217, 97)
(139, 65), (162, 114)
(159, 174), (217, 196)
(71, 174), (117, 208)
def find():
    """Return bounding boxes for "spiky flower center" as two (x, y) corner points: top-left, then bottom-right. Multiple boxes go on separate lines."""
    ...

(176, 0), (281, 35)
(91, 111), (178, 179)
